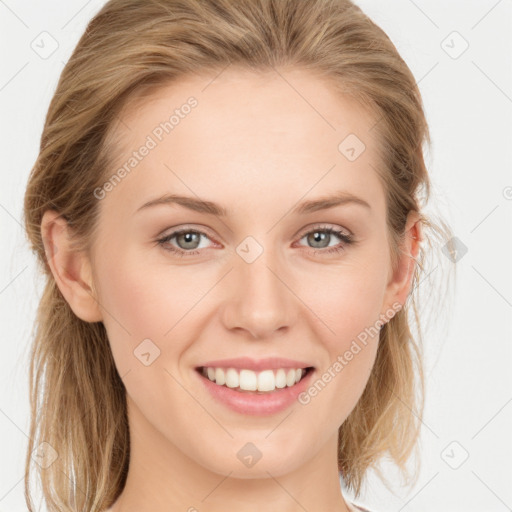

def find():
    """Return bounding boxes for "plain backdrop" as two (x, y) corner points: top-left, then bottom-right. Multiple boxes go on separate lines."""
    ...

(1, 1), (511, 511)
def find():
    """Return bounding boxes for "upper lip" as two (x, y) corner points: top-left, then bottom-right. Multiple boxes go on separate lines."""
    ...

(196, 357), (315, 372)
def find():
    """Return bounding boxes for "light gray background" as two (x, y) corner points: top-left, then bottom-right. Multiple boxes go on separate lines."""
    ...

(1, 1), (511, 511)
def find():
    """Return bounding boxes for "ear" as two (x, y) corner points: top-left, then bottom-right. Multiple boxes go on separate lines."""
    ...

(381, 210), (423, 316)
(41, 210), (103, 323)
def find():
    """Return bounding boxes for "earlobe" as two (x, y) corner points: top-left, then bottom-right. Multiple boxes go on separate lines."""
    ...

(41, 210), (103, 323)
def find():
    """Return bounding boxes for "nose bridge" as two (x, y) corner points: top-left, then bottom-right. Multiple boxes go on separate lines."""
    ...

(223, 234), (297, 337)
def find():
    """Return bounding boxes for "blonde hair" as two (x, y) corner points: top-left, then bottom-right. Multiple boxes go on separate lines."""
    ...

(22, 0), (454, 510)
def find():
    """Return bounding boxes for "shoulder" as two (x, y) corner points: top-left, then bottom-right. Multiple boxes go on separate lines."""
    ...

(346, 501), (373, 512)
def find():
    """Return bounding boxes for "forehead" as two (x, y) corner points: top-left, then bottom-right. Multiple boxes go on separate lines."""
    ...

(116, 66), (379, 146)
(101, 67), (385, 217)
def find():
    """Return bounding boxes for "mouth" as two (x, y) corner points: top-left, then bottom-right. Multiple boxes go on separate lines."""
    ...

(195, 366), (315, 394)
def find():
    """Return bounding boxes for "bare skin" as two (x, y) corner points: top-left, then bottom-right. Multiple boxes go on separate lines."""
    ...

(42, 66), (421, 512)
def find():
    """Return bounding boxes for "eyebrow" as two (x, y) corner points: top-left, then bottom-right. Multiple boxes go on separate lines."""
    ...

(135, 191), (371, 217)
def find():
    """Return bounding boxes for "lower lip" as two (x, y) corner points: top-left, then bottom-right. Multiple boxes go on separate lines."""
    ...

(196, 368), (315, 416)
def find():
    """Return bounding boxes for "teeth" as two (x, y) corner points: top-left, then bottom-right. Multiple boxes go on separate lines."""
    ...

(201, 366), (308, 392)
(275, 369), (287, 389)
(225, 368), (240, 389)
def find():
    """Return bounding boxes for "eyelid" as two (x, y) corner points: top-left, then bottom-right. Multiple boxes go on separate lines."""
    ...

(295, 223), (352, 239)
(158, 224), (218, 241)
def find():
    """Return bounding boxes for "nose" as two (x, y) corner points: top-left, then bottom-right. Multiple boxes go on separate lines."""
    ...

(220, 244), (298, 339)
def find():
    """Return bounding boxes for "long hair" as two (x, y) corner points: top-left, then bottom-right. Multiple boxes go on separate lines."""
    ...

(22, 0), (454, 510)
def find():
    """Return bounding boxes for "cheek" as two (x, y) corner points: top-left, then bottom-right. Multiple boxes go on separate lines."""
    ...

(92, 248), (179, 369)
(295, 252), (389, 412)
(94, 245), (198, 334)
(93, 251), (201, 421)
(301, 258), (389, 346)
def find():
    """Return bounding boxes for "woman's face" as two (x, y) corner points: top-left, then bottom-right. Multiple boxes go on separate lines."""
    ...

(83, 68), (410, 479)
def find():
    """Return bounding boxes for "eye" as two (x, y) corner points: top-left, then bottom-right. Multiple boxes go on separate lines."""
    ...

(156, 224), (355, 257)
(156, 228), (213, 257)
(295, 224), (354, 256)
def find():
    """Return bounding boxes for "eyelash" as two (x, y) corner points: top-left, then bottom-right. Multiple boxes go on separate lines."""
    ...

(156, 225), (354, 258)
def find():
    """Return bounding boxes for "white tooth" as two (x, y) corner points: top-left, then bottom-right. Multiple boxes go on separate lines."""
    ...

(207, 367), (305, 391)
(225, 368), (239, 388)
(258, 370), (276, 392)
(275, 369), (287, 388)
(215, 367), (226, 386)
(239, 369), (257, 391)
(286, 369), (296, 387)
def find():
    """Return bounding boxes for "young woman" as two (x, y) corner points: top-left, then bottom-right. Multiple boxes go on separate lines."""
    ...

(23, 1), (452, 510)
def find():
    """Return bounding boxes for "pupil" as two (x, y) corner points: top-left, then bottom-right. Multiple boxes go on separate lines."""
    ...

(180, 232), (199, 249)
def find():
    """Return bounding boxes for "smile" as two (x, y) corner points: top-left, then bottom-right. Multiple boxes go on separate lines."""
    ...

(198, 366), (314, 393)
